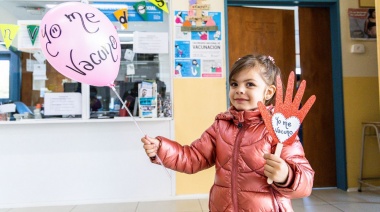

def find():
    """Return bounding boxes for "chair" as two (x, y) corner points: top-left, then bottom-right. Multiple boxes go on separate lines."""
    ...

(358, 122), (380, 192)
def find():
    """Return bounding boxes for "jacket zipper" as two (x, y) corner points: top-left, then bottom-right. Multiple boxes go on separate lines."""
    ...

(271, 187), (280, 212)
(232, 122), (244, 211)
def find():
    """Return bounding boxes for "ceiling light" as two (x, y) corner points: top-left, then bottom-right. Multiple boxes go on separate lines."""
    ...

(45, 4), (57, 9)
(25, 7), (45, 15)
(118, 33), (134, 38)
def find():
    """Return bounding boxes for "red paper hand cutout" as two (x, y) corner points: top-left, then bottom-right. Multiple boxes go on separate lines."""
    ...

(258, 71), (316, 145)
(258, 71), (316, 184)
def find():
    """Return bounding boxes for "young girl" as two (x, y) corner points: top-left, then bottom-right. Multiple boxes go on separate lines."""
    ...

(141, 54), (314, 211)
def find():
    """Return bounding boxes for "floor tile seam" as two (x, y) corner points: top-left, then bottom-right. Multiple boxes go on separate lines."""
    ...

(293, 202), (330, 207)
(330, 201), (380, 205)
(313, 201), (344, 212)
(328, 204), (345, 212)
(309, 194), (330, 204)
(310, 194), (371, 204)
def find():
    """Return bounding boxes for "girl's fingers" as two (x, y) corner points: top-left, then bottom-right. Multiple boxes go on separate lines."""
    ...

(145, 148), (157, 154)
(141, 137), (151, 145)
(147, 152), (157, 157)
(144, 144), (158, 150)
(264, 167), (277, 180)
(144, 144), (158, 157)
(142, 136), (160, 146)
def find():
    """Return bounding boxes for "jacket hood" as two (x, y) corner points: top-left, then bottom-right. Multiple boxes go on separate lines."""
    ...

(216, 105), (274, 126)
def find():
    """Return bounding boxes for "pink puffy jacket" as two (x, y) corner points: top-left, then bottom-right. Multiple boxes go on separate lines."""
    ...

(153, 107), (314, 211)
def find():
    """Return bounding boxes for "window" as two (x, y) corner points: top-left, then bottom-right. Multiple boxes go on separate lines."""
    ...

(4, 1), (171, 120)
(0, 50), (21, 104)
(88, 43), (171, 118)
(0, 60), (10, 99)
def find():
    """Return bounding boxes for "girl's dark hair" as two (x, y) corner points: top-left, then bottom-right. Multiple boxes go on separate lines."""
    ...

(229, 54), (282, 105)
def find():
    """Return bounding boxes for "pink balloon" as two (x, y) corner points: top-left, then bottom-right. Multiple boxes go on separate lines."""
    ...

(39, 2), (121, 86)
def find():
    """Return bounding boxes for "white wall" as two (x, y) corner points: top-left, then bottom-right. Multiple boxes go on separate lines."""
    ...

(0, 120), (174, 208)
(0, 5), (17, 25)
(0, 5), (18, 48)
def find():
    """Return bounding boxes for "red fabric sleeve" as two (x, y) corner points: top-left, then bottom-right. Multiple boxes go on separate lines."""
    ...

(151, 123), (218, 174)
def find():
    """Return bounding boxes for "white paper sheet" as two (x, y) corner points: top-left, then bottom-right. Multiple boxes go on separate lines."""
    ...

(26, 59), (38, 72)
(0, 104), (16, 113)
(33, 51), (46, 64)
(126, 63), (135, 75)
(133, 31), (169, 54)
(33, 80), (45, 91)
(32, 64), (47, 80)
(124, 49), (135, 61)
(44, 93), (82, 115)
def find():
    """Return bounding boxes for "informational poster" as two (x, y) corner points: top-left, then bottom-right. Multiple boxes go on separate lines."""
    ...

(173, 10), (223, 78)
(133, 31), (169, 54)
(348, 8), (376, 40)
(44, 93), (82, 116)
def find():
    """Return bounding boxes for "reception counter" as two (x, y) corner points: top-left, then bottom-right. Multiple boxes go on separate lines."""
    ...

(0, 118), (175, 208)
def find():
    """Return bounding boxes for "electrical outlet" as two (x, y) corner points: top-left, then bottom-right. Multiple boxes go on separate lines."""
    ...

(350, 44), (365, 54)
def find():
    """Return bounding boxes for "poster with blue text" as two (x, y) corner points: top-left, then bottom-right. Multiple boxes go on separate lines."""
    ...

(173, 11), (223, 78)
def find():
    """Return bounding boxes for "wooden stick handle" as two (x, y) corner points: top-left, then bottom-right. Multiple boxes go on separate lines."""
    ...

(267, 143), (284, 184)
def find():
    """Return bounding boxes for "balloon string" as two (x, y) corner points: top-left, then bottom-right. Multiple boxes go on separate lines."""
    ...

(109, 85), (172, 181)
(110, 85), (144, 135)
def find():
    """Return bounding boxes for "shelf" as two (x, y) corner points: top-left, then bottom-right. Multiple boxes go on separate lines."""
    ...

(0, 117), (173, 125)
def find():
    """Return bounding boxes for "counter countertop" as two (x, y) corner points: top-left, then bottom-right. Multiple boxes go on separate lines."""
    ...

(0, 117), (173, 125)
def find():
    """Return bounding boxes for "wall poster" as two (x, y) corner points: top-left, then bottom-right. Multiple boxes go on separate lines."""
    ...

(173, 10), (223, 78)
(348, 8), (376, 40)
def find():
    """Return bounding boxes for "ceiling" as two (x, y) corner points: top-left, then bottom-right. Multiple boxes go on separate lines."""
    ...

(0, 0), (154, 46)
(0, 0), (91, 20)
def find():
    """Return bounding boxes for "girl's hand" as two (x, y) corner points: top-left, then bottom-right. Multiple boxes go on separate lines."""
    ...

(141, 135), (160, 158)
(263, 153), (289, 184)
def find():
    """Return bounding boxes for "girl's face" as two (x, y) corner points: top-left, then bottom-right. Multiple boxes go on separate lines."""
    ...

(229, 67), (275, 111)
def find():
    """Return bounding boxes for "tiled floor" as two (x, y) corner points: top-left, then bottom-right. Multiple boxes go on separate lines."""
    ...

(0, 188), (379, 212)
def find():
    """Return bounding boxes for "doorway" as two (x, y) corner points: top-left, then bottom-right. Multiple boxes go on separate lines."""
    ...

(226, 1), (346, 189)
